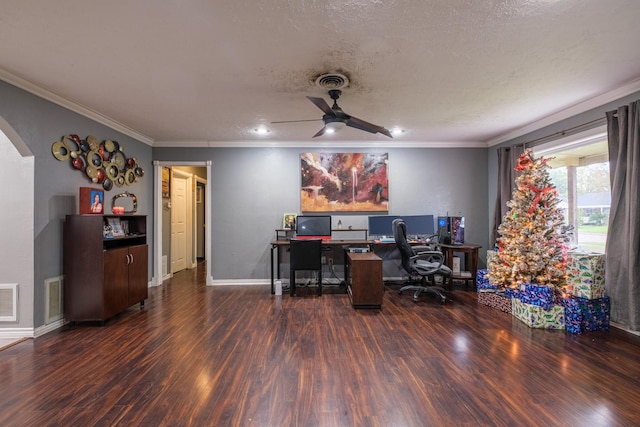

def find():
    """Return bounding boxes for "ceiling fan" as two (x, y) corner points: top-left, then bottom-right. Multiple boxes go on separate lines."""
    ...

(273, 89), (393, 138)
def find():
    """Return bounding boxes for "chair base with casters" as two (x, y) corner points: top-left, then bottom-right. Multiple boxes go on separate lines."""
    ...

(398, 275), (447, 303)
(289, 238), (323, 297)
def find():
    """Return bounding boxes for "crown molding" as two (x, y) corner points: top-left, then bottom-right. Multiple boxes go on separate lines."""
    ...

(0, 68), (155, 146)
(487, 78), (640, 147)
(152, 140), (487, 149)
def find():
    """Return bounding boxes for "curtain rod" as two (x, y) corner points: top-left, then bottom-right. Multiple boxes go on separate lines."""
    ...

(524, 116), (607, 149)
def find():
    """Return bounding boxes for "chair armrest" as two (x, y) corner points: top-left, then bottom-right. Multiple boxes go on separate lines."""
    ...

(413, 245), (435, 253)
(410, 251), (444, 267)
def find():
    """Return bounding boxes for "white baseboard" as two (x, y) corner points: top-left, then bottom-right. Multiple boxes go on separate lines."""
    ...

(0, 327), (34, 340)
(208, 279), (270, 286)
(35, 320), (65, 338)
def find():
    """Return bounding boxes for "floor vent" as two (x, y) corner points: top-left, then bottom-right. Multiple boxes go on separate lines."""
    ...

(0, 283), (18, 322)
(45, 276), (63, 324)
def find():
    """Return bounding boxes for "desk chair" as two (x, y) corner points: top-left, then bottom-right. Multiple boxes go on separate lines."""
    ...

(393, 219), (450, 303)
(290, 238), (323, 296)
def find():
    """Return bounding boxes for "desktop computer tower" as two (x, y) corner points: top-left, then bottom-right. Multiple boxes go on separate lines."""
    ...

(437, 216), (464, 244)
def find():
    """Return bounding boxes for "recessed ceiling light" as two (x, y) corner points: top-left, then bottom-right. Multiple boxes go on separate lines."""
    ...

(391, 127), (405, 136)
(253, 126), (271, 135)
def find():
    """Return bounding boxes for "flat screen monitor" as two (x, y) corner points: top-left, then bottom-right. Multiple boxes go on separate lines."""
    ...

(402, 215), (435, 236)
(368, 214), (435, 237)
(296, 215), (332, 238)
(368, 215), (400, 237)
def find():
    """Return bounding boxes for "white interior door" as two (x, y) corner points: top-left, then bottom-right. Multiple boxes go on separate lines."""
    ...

(171, 174), (188, 273)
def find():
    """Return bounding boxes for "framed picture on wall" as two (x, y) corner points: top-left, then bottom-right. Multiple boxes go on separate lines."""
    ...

(300, 152), (389, 212)
(162, 167), (171, 198)
(79, 187), (104, 214)
(282, 213), (296, 229)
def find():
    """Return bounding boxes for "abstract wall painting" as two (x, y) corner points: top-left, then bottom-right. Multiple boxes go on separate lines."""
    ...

(300, 152), (389, 212)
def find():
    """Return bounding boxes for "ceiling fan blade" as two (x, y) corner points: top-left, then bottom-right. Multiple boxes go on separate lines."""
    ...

(347, 116), (393, 138)
(307, 96), (335, 116)
(312, 126), (327, 138)
(271, 119), (322, 124)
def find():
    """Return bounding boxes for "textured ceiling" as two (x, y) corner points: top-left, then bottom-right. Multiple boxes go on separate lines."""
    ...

(1, 0), (640, 146)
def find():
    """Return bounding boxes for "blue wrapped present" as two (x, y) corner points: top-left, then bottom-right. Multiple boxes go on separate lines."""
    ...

(518, 283), (556, 310)
(503, 287), (520, 298)
(562, 296), (610, 334)
(476, 269), (499, 291)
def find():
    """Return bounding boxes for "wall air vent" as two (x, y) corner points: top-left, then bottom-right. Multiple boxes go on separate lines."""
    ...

(45, 276), (63, 324)
(0, 284), (18, 322)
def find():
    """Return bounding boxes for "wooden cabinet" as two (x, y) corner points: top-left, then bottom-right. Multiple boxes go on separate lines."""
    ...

(346, 252), (384, 309)
(64, 214), (148, 322)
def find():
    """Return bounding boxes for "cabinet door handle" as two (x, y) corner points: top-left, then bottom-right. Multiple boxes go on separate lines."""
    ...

(126, 254), (131, 265)
(130, 254), (134, 264)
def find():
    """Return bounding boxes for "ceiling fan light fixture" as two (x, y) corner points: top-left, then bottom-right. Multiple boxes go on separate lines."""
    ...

(325, 120), (346, 134)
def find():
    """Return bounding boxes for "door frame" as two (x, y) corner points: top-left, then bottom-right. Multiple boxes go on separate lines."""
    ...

(194, 176), (207, 264)
(153, 161), (212, 286)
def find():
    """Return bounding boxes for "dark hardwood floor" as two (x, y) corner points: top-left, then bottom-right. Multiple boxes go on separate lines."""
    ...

(2, 265), (640, 427)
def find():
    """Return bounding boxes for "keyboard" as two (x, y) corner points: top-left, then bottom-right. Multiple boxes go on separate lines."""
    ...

(377, 237), (396, 243)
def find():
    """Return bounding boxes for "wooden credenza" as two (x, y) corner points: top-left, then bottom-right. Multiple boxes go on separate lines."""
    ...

(63, 214), (148, 323)
(346, 252), (384, 309)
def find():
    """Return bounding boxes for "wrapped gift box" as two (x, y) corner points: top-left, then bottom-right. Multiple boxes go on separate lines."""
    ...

(476, 269), (500, 291)
(565, 252), (606, 299)
(562, 296), (610, 334)
(564, 283), (606, 300)
(518, 283), (556, 310)
(503, 287), (520, 299)
(478, 291), (512, 313)
(512, 299), (565, 329)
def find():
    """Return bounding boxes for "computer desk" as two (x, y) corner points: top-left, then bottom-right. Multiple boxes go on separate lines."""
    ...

(269, 238), (436, 294)
(270, 239), (372, 294)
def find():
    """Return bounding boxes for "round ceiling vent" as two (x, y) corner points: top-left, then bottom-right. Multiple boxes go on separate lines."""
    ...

(315, 73), (349, 90)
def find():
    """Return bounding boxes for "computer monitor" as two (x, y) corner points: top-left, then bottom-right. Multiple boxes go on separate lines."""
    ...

(368, 214), (435, 238)
(368, 215), (400, 237)
(402, 215), (435, 237)
(296, 215), (332, 238)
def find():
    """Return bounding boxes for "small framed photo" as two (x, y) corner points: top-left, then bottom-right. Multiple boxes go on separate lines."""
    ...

(162, 167), (171, 198)
(283, 213), (297, 229)
(79, 187), (104, 214)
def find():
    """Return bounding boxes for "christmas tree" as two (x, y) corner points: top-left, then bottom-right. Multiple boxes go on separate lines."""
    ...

(487, 150), (569, 291)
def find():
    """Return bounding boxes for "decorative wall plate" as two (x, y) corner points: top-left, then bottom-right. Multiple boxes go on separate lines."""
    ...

(106, 164), (119, 180)
(112, 151), (126, 171)
(51, 141), (70, 161)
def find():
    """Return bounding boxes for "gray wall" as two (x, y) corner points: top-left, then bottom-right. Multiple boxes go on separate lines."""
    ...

(0, 80), (153, 328)
(153, 147), (490, 280)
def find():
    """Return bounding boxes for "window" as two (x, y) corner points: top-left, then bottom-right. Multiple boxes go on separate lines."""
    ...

(534, 128), (609, 253)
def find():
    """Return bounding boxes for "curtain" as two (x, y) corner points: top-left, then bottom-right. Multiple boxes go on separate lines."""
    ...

(605, 100), (640, 331)
(491, 144), (525, 248)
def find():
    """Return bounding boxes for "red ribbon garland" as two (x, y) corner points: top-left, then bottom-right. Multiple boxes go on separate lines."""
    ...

(527, 185), (555, 214)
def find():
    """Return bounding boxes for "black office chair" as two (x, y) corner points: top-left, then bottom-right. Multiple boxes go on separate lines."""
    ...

(289, 238), (323, 296)
(392, 218), (450, 303)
